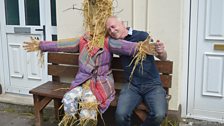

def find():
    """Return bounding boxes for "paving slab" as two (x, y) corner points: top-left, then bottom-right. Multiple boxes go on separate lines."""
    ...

(0, 111), (34, 126)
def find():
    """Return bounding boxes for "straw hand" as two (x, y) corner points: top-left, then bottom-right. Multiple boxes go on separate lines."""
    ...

(139, 36), (158, 56)
(23, 37), (40, 52)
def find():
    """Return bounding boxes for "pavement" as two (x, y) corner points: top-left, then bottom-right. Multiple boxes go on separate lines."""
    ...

(0, 110), (57, 126)
(0, 93), (119, 126)
(0, 110), (34, 126)
(0, 93), (58, 126)
(1, 93), (224, 126)
(0, 101), (119, 126)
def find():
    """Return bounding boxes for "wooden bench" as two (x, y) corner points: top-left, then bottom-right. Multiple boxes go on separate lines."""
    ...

(29, 52), (173, 126)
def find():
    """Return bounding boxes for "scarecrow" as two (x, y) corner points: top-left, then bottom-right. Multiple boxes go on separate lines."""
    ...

(23, 0), (157, 125)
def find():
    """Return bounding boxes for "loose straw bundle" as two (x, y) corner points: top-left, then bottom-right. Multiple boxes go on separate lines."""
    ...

(80, 118), (97, 126)
(58, 114), (78, 126)
(78, 102), (99, 126)
(129, 36), (157, 81)
(129, 43), (147, 81)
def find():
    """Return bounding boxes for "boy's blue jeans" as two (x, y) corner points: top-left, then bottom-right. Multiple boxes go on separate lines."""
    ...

(115, 83), (167, 126)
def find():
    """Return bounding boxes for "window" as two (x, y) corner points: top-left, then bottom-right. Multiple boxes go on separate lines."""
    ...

(24, 0), (40, 25)
(5, 0), (20, 25)
(52, 35), (57, 41)
(51, 0), (57, 26)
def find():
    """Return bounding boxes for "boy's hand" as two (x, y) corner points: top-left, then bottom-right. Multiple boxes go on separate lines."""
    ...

(155, 40), (165, 55)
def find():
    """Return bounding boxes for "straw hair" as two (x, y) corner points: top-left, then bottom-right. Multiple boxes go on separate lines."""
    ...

(83, 0), (113, 51)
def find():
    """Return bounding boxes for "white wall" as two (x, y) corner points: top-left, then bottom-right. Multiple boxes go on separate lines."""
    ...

(147, 0), (181, 110)
(57, 0), (183, 110)
(56, 0), (84, 39)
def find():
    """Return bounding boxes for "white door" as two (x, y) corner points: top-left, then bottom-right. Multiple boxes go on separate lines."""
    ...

(2, 0), (57, 94)
(188, 0), (224, 122)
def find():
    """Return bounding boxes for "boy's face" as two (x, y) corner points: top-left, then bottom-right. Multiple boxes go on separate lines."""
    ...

(106, 18), (125, 39)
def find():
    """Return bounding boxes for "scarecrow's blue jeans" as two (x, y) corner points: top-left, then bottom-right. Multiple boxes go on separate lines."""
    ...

(115, 83), (167, 126)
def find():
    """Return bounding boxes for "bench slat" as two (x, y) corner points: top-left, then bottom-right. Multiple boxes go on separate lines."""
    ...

(111, 59), (173, 74)
(48, 52), (79, 65)
(48, 65), (78, 77)
(48, 52), (173, 74)
(48, 64), (172, 88)
(160, 74), (172, 88)
(155, 60), (173, 74)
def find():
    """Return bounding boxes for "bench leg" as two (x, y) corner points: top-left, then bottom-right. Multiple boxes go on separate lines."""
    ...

(33, 95), (43, 126)
(33, 95), (52, 126)
(54, 99), (63, 120)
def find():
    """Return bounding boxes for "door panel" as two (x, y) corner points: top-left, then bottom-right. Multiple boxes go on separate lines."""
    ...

(7, 34), (44, 92)
(205, 0), (224, 40)
(202, 54), (223, 97)
(188, 0), (224, 122)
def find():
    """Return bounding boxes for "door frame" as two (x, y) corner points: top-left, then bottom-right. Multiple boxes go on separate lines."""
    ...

(178, 0), (191, 118)
(182, 0), (202, 119)
(0, 18), (4, 94)
(187, 0), (199, 118)
(0, 0), (56, 94)
(0, 0), (9, 94)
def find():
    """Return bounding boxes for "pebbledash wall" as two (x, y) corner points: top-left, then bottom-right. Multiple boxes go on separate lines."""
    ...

(56, 0), (185, 111)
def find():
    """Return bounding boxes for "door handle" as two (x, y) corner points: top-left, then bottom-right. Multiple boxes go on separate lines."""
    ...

(35, 25), (46, 40)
